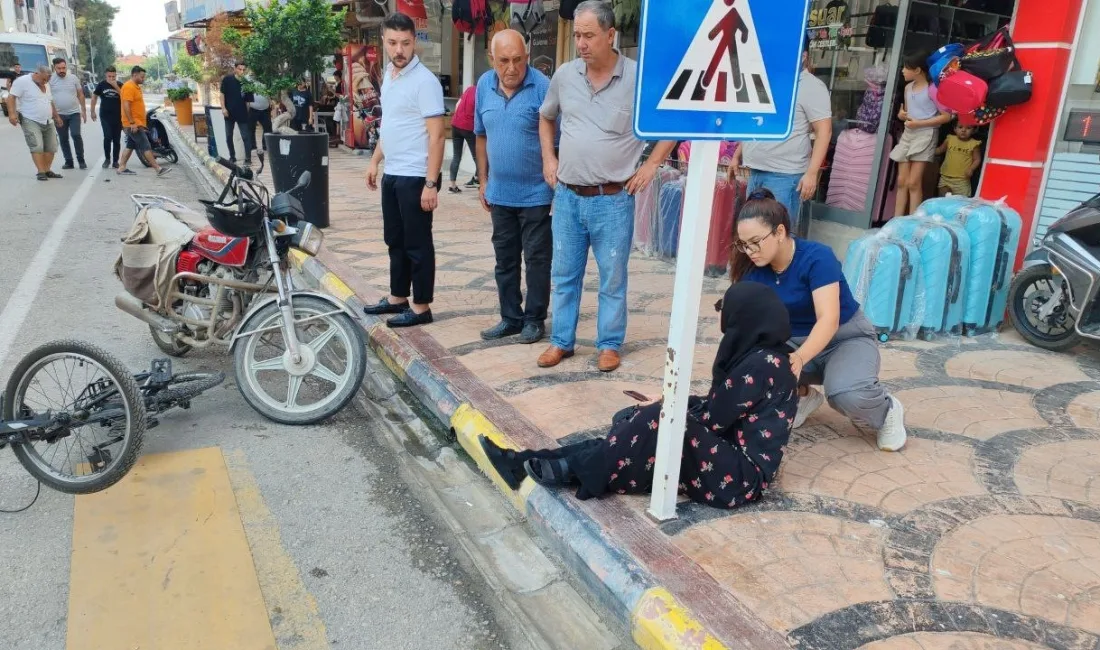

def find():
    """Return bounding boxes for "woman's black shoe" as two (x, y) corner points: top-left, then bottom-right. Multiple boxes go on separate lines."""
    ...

(387, 309), (433, 328)
(363, 298), (409, 315)
(478, 435), (525, 490)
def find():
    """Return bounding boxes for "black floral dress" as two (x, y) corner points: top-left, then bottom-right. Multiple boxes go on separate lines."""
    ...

(509, 348), (796, 508)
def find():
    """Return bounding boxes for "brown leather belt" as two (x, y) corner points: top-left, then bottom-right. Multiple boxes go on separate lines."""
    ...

(565, 182), (625, 197)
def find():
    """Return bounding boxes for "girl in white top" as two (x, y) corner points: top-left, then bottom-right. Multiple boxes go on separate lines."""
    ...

(890, 52), (951, 217)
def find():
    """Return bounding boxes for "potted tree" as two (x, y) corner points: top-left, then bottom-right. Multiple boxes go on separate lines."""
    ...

(167, 85), (194, 125)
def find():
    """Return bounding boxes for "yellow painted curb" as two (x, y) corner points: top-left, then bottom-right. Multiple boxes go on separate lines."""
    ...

(320, 272), (355, 302)
(451, 403), (535, 513)
(632, 588), (729, 650)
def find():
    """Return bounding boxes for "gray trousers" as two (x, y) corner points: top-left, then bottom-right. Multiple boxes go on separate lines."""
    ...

(792, 311), (892, 429)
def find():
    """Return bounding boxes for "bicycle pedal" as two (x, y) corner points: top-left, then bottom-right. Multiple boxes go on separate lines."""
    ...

(149, 358), (173, 384)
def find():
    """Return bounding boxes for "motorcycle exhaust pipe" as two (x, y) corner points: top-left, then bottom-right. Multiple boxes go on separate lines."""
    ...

(115, 293), (177, 334)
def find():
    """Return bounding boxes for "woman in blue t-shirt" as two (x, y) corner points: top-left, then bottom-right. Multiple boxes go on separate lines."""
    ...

(730, 189), (907, 451)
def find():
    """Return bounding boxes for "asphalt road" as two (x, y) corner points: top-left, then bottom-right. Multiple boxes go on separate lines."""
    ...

(0, 116), (514, 649)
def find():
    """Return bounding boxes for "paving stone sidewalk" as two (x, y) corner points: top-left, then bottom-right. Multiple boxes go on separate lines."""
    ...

(182, 125), (1100, 649)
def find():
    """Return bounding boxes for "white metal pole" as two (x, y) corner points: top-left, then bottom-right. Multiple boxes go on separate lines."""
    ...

(462, 33), (475, 91)
(647, 139), (721, 522)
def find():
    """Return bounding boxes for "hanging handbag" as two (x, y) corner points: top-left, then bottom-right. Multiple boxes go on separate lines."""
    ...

(930, 54), (960, 85)
(985, 70), (1033, 108)
(960, 46), (1018, 81)
(867, 4), (898, 48)
(937, 70), (988, 115)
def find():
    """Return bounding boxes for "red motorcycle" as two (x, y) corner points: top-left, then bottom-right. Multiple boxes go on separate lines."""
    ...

(116, 157), (366, 425)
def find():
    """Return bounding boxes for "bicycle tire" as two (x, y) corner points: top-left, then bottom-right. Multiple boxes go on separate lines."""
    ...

(144, 371), (225, 411)
(4, 340), (147, 494)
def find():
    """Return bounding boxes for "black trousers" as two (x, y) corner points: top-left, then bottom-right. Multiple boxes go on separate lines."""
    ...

(100, 115), (122, 164)
(490, 204), (552, 326)
(249, 108), (272, 151)
(381, 174), (436, 304)
(224, 117), (254, 162)
(449, 126), (476, 183)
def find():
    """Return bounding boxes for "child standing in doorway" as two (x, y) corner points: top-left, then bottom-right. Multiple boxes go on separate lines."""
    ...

(936, 121), (983, 197)
(890, 52), (952, 216)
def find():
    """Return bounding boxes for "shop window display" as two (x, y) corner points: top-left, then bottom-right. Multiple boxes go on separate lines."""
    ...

(807, 0), (1012, 229)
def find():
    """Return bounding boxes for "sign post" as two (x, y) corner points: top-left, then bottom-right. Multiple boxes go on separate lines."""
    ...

(634, 0), (811, 522)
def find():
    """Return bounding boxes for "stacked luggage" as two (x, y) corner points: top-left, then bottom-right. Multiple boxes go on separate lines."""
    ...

(843, 196), (1022, 341)
(633, 166), (682, 256)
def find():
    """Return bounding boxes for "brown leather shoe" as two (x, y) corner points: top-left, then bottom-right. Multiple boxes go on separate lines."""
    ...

(597, 349), (621, 373)
(537, 346), (574, 368)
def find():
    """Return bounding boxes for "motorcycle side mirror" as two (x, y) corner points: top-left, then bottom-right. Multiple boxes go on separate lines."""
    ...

(294, 171), (312, 191)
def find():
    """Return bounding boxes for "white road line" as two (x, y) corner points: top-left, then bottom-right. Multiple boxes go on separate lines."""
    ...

(0, 157), (105, 370)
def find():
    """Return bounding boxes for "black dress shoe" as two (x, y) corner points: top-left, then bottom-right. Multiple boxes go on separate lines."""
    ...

(518, 322), (545, 344)
(78, 161), (87, 170)
(480, 321), (522, 340)
(61, 162), (74, 170)
(387, 309), (433, 328)
(363, 298), (409, 315)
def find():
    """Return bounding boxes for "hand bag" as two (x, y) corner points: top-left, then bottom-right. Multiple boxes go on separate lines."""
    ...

(986, 70), (1033, 108)
(937, 71), (988, 115)
(960, 46), (1018, 81)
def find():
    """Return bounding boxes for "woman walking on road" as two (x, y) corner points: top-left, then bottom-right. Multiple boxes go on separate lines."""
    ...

(480, 282), (798, 510)
(448, 85), (478, 193)
(91, 66), (123, 169)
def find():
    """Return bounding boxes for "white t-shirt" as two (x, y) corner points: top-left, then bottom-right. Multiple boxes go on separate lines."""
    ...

(742, 70), (832, 175)
(380, 57), (445, 177)
(10, 74), (54, 124)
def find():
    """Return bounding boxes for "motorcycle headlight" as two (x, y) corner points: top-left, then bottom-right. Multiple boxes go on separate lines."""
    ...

(293, 222), (324, 256)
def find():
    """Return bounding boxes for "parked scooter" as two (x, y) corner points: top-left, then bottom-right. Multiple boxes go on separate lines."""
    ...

(115, 156), (367, 425)
(1007, 192), (1100, 351)
(138, 106), (179, 167)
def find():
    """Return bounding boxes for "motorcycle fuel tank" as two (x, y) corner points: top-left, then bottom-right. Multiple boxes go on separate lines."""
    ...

(191, 226), (250, 268)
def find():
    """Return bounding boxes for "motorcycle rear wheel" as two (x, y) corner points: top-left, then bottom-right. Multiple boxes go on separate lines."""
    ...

(1007, 264), (1083, 353)
(233, 296), (366, 425)
(149, 324), (193, 357)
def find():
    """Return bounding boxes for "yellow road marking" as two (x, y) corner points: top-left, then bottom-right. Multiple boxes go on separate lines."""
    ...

(224, 450), (329, 649)
(67, 447), (278, 650)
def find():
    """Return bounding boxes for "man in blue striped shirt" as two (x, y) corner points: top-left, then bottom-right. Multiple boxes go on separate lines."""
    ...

(474, 29), (554, 344)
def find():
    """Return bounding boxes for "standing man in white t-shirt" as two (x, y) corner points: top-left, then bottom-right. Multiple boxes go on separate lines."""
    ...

(729, 35), (831, 229)
(363, 12), (446, 328)
(49, 58), (87, 170)
(6, 64), (63, 181)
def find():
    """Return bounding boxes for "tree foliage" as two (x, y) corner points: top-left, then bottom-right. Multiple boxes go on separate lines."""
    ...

(173, 53), (206, 84)
(72, 0), (117, 76)
(238, 0), (346, 94)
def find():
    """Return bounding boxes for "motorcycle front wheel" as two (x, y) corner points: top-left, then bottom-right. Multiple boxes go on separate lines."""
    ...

(1007, 264), (1083, 353)
(233, 295), (366, 425)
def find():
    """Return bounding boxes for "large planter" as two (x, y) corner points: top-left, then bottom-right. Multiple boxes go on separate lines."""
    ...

(173, 99), (194, 126)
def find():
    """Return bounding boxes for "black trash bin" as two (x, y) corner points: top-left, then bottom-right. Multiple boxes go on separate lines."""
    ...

(265, 132), (330, 228)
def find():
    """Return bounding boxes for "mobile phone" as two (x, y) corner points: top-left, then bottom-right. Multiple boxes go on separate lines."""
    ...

(623, 390), (649, 402)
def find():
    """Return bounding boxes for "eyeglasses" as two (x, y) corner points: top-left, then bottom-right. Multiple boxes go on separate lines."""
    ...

(733, 230), (777, 254)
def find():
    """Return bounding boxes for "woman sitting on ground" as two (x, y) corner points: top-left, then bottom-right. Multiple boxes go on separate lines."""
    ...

(732, 189), (907, 450)
(480, 283), (797, 509)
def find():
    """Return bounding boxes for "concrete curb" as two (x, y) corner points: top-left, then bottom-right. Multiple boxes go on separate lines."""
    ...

(166, 115), (772, 650)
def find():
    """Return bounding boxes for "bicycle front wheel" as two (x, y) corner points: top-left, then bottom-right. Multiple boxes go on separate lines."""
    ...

(4, 340), (147, 494)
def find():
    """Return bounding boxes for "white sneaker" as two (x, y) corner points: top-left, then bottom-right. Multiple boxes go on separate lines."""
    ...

(792, 387), (825, 429)
(877, 395), (908, 451)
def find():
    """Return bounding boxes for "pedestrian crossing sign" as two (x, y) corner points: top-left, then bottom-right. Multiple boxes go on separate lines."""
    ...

(634, 0), (812, 140)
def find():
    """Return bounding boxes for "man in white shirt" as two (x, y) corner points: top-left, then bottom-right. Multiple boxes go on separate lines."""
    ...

(363, 12), (446, 328)
(247, 86), (272, 153)
(49, 58), (88, 170)
(6, 64), (63, 181)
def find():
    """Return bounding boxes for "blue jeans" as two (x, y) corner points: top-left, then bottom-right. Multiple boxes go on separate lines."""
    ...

(550, 185), (635, 352)
(748, 170), (803, 231)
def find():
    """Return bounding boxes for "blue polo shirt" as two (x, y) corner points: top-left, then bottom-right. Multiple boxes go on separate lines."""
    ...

(473, 66), (554, 208)
(743, 239), (860, 337)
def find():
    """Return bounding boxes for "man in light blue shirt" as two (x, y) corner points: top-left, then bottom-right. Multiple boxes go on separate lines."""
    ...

(474, 29), (554, 345)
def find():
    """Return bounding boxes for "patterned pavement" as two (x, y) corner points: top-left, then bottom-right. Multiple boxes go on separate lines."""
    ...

(247, 143), (1100, 649)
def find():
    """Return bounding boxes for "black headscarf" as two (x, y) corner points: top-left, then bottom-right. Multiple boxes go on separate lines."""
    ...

(712, 283), (792, 389)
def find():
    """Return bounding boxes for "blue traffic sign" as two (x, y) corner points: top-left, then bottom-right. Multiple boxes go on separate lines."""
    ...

(634, 0), (812, 141)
